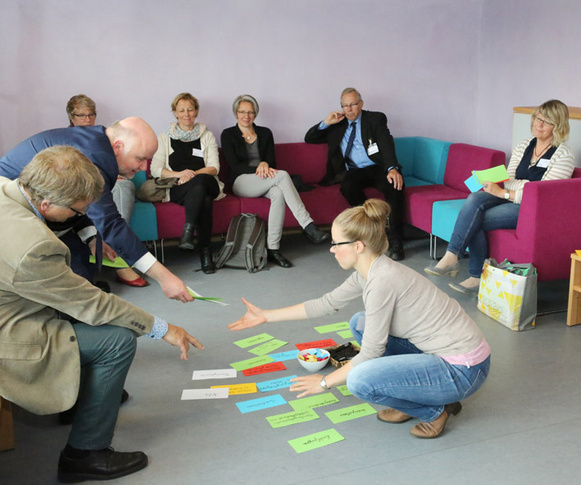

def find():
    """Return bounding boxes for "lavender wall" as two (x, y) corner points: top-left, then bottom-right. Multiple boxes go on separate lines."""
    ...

(477, 0), (581, 153)
(1, 0), (580, 158)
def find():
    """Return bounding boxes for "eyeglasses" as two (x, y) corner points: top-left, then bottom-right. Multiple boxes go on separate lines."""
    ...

(330, 240), (356, 247)
(73, 113), (96, 119)
(68, 205), (88, 216)
(534, 115), (555, 127)
(340, 102), (361, 109)
(237, 110), (255, 116)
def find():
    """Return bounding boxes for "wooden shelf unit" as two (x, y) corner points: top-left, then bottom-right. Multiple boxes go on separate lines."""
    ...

(567, 253), (581, 326)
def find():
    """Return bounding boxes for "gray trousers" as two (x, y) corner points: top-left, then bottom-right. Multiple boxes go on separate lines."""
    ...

(111, 179), (135, 222)
(233, 170), (313, 249)
(68, 323), (137, 450)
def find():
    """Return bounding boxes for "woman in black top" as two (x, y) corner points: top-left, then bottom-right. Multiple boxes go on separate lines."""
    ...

(151, 93), (224, 274)
(220, 94), (328, 268)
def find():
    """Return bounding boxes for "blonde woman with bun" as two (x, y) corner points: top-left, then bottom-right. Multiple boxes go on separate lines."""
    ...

(229, 198), (490, 439)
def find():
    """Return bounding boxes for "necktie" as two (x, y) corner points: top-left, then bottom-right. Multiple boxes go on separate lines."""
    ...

(344, 122), (357, 169)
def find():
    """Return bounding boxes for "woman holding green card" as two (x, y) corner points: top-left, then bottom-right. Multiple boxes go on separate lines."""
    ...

(425, 99), (575, 294)
(229, 198), (490, 439)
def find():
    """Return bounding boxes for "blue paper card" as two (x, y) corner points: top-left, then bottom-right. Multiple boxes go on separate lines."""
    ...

(236, 394), (287, 414)
(269, 350), (299, 362)
(464, 174), (483, 192)
(257, 375), (297, 393)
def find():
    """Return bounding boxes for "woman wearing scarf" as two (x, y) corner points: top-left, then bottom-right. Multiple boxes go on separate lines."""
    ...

(151, 93), (224, 274)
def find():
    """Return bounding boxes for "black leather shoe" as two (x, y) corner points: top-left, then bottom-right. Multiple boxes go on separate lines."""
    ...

(388, 240), (405, 261)
(200, 247), (215, 274)
(304, 222), (330, 244)
(267, 249), (292, 268)
(178, 223), (195, 250)
(58, 446), (148, 482)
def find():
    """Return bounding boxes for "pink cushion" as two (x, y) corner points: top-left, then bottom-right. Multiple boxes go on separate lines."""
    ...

(275, 143), (328, 185)
(444, 143), (505, 192)
(155, 195), (241, 240)
(404, 185), (467, 233)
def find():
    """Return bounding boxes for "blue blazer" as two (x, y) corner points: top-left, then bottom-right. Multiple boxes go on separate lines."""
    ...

(0, 126), (148, 267)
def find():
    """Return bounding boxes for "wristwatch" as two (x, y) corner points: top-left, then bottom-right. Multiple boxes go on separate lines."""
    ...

(320, 377), (331, 390)
(503, 190), (510, 200)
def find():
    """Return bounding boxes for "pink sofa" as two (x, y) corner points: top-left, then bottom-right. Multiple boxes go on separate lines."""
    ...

(487, 168), (581, 281)
(141, 138), (581, 281)
(405, 143), (505, 234)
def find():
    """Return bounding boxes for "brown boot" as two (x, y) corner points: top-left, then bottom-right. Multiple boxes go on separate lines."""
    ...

(410, 402), (462, 439)
(377, 408), (413, 423)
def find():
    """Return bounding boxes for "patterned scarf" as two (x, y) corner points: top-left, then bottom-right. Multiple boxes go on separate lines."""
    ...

(166, 122), (201, 142)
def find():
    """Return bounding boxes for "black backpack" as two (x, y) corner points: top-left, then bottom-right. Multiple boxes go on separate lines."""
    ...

(215, 214), (268, 273)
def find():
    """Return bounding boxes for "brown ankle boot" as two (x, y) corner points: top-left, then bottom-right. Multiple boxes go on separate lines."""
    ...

(410, 402), (462, 439)
(377, 408), (413, 423)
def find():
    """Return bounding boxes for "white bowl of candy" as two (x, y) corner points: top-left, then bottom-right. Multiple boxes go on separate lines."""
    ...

(297, 348), (330, 372)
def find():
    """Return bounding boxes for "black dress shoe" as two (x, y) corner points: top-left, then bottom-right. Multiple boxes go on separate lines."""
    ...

(304, 222), (330, 244)
(388, 241), (405, 261)
(58, 446), (148, 482)
(178, 223), (195, 250)
(267, 249), (292, 268)
(200, 247), (215, 274)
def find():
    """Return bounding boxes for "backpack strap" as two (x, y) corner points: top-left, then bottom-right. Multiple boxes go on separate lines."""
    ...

(245, 216), (265, 273)
(215, 215), (243, 269)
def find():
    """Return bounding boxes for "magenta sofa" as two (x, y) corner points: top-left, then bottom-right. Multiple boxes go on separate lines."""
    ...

(138, 137), (581, 281)
(146, 136), (506, 242)
(487, 168), (581, 281)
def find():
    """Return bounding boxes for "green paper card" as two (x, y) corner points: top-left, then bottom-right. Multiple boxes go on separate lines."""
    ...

(288, 428), (345, 454)
(350, 341), (361, 349)
(325, 403), (376, 423)
(234, 333), (274, 349)
(289, 392), (339, 411)
(266, 408), (320, 429)
(89, 255), (129, 268)
(336, 385), (352, 397)
(186, 286), (222, 303)
(314, 322), (350, 334)
(337, 330), (353, 339)
(248, 339), (288, 356)
(230, 355), (274, 371)
(472, 164), (509, 185)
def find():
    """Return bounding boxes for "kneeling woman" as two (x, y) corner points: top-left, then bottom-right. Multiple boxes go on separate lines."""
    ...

(229, 199), (490, 438)
(151, 92), (224, 274)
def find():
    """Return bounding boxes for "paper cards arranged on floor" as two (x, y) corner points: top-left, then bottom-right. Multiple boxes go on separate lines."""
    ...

(182, 323), (374, 453)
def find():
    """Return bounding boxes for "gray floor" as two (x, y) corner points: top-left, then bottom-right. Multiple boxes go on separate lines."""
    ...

(2, 232), (579, 485)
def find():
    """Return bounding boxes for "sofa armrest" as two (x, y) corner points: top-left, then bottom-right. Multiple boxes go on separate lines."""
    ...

(516, 177), (581, 266)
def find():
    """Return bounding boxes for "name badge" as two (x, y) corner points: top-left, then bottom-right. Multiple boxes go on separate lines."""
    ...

(367, 143), (379, 156)
(192, 148), (204, 158)
(536, 158), (550, 168)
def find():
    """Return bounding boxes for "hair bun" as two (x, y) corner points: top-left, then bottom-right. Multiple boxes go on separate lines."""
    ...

(362, 198), (391, 223)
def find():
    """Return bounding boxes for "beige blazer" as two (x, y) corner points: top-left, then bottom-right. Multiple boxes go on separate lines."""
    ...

(0, 178), (154, 415)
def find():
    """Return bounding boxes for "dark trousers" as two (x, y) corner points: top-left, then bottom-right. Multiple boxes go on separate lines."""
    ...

(60, 230), (98, 283)
(68, 324), (137, 449)
(170, 174), (219, 248)
(340, 164), (405, 242)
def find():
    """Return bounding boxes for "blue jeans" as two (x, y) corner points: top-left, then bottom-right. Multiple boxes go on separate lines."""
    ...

(68, 324), (137, 450)
(346, 312), (490, 422)
(447, 191), (520, 278)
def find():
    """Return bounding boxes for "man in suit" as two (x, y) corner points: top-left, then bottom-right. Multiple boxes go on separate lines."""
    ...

(0, 117), (195, 302)
(305, 88), (405, 260)
(0, 146), (203, 482)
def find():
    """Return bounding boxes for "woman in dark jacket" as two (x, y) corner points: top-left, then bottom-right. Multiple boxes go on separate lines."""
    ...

(220, 94), (328, 268)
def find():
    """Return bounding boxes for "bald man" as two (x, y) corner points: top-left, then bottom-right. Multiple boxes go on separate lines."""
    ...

(0, 117), (194, 303)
